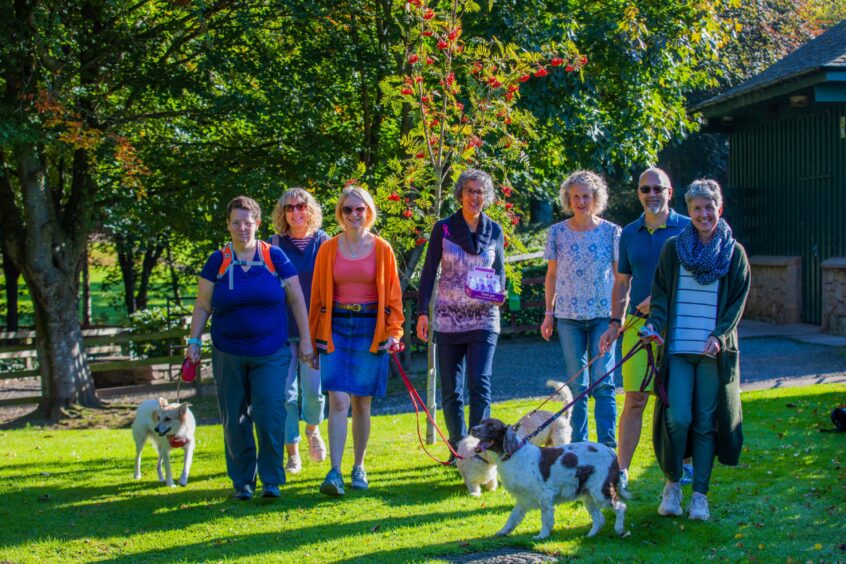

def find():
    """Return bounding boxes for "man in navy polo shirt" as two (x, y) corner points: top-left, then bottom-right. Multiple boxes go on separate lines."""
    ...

(600, 167), (690, 491)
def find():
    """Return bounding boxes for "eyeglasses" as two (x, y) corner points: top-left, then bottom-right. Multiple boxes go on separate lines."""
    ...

(342, 205), (367, 216)
(464, 188), (486, 198)
(639, 185), (667, 194)
(284, 202), (308, 213)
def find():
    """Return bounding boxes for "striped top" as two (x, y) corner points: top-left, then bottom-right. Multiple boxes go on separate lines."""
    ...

(288, 236), (312, 251)
(669, 266), (719, 356)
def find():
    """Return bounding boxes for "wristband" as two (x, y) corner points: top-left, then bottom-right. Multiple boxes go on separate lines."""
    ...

(544, 311), (554, 317)
(187, 338), (203, 346)
(609, 318), (622, 326)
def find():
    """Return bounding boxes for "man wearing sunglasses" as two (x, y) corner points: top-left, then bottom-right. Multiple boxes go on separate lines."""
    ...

(599, 167), (690, 491)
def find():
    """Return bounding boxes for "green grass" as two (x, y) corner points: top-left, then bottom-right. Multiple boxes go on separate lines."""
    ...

(1, 384), (844, 562)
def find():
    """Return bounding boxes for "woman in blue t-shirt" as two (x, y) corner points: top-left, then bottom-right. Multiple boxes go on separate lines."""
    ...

(186, 196), (313, 501)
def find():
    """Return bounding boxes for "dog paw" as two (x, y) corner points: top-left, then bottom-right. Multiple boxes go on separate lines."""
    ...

(469, 490), (481, 497)
(166, 482), (177, 488)
(532, 533), (550, 540)
(494, 529), (510, 537)
(134, 473), (141, 480)
(178, 477), (188, 487)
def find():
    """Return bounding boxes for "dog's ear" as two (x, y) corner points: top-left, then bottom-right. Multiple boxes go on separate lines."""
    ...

(178, 403), (191, 417)
(158, 397), (168, 410)
(503, 425), (523, 456)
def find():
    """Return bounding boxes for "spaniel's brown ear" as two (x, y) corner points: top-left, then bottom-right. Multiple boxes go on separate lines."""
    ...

(503, 425), (523, 456)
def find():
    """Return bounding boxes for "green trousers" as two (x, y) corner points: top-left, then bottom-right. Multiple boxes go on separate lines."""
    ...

(665, 353), (719, 494)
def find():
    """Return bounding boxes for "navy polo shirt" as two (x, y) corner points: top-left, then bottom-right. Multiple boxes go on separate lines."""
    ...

(618, 209), (690, 312)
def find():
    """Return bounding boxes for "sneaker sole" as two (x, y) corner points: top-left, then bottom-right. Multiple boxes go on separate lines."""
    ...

(658, 507), (683, 516)
(320, 483), (345, 496)
(350, 483), (369, 490)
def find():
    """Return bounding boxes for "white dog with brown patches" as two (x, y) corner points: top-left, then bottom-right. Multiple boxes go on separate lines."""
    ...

(456, 381), (573, 497)
(470, 418), (628, 539)
(132, 398), (195, 487)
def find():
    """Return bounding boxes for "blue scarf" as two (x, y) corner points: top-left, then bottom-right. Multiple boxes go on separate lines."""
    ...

(676, 219), (735, 285)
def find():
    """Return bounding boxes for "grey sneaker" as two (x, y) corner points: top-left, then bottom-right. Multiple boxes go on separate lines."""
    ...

(350, 465), (369, 490)
(658, 482), (683, 516)
(285, 453), (302, 474)
(319, 467), (345, 497)
(687, 493), (710, 521)
(680, 463), (694, 486)
(619, 468), (630, 492)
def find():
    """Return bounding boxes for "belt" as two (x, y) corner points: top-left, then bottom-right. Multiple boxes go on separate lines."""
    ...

(333, 302), (378, 312)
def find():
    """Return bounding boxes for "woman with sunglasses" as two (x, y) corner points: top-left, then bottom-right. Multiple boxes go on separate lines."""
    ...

(416, 169), (506, 459)
(269, 188), (330, 475)
(540, 171), (621, 449)
(309, 185), (404, 496)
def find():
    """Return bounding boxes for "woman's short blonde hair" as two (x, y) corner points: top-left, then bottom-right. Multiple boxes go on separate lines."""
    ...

(335, 185), (378, 229)
(271, 188), (323, 236)
(685, 178), (723, 209)
(559, 170), (609, 216)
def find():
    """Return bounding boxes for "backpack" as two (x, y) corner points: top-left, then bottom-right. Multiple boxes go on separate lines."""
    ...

(216, 240), (285, 290)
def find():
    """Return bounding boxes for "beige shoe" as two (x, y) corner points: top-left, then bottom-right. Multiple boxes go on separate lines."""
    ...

(285, 453), (302, 474)
(306, 428), (327, 463)
(658, 481), (683, 516)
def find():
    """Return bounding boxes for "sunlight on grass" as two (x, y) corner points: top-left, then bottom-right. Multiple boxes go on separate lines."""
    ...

(0, 384), (843, 562)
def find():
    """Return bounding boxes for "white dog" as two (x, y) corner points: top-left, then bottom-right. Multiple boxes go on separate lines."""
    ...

(455, 381), (573, 497)
(470, 418), (628, 539)
(132, 398), (195, 487)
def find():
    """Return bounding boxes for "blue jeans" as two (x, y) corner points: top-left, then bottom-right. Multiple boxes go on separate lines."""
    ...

(556, 318), (617, 447)
(212, 345), (290, 489)
(284, 342), (325, 445)
(437, 340), (496, 446)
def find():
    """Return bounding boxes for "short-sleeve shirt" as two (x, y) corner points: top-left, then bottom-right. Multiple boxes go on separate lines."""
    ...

(618, 210), (690, 313)
(544, 219), (621, 320)
(199, 245), (297, 356)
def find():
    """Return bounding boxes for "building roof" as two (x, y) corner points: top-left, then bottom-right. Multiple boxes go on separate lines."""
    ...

(694, 18), (846, 112)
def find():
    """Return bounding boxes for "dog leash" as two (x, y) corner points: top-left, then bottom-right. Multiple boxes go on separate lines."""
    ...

(515, 315), (640, 433)
(390, 343), (464, 465)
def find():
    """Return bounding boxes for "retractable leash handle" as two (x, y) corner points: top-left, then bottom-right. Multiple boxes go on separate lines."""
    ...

(638, 325), (664, 346)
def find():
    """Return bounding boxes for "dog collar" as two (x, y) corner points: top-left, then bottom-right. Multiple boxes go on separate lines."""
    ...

(500, 437), (526, 462)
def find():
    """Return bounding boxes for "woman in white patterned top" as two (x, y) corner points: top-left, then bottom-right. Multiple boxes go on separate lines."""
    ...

(645, 179), (750, 522)
(540, 170), (621, 448)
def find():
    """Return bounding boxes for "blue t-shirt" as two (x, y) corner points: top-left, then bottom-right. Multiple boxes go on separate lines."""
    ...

(199, 245), (298, 356)
(618, 209), (690, 312)
(269, 230), (329, 339)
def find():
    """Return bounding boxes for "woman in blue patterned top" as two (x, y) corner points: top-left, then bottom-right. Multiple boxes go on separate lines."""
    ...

(416, 169), (506, 457)
(540, 171), (621, 448)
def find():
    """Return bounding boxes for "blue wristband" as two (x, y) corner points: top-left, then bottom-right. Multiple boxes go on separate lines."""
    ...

(187, 338), (202, 346)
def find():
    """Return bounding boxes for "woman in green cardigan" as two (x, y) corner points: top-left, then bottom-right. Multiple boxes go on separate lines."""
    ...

(644, 178), (750, 522)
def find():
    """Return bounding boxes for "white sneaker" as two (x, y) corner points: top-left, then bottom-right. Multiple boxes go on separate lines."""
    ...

(306, 428), (327, 463)
(619, 468), (630, 492)
(285, 453), (302, 474)
(658, 482), (683, 516)
(688, 493), (710, 521)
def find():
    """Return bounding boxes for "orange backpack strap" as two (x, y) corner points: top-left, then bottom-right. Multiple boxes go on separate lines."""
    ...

(257, 240), (277, 276)
(217, 243), (234, 280)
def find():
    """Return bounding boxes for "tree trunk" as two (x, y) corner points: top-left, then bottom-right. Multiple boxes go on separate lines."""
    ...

(135, 242), (164, 310)
(80, 245), (91, 327)
(116, 242), (137, 314)
(166, 239), (181, 307)
(2, 245), (20, 331)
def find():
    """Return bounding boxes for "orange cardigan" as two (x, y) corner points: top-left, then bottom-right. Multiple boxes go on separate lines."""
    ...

(309, 235), (404, 353)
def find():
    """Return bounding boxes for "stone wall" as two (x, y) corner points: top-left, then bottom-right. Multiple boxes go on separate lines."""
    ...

(822, 257), (846, 336)
(745, 256), (802, 324)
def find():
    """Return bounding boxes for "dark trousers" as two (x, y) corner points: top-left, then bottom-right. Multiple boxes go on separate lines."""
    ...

(437, 340), (496, 445)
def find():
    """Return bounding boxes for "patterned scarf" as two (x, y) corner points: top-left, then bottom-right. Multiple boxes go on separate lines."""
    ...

(676, 218), (736, 285)
(446, 210), (493, 255)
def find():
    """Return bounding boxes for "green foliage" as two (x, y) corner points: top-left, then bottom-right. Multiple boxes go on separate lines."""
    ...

(126, 306), (191, 358)
(0, 385), (843, 561)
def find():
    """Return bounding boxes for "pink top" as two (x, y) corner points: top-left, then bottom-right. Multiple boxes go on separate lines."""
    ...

(333, 248), (378, 304)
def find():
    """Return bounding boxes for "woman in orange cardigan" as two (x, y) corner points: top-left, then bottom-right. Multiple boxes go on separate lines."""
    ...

(309, 185), (404, 496)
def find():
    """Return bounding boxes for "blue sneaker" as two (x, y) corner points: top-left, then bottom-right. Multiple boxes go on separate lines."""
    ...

(320, 467), (345, 497)
(233, 485), (253, 501)
(350, 465), (369, 490)
(261, 484), (280, 498)
(680, 463), (694, 486)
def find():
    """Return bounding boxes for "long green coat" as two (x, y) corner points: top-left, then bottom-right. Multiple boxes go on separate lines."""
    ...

(647, 236), (751, 478)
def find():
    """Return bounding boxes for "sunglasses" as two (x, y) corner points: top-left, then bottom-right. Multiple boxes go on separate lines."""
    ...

(283, 202), (308, 213)
(638, 184), (667, 194)
(342, 205), (367, 216)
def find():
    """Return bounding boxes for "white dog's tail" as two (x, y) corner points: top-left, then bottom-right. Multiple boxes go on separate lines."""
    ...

(546, 380), (574, 418)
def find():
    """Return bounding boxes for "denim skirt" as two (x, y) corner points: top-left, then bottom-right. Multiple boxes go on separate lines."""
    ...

(320, 313), (389, 397)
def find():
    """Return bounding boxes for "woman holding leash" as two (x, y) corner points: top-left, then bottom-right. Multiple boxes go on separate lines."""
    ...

(540, 170), (620, 449)
(309, 185), (404, 497)
(416, 169), (506, 460)
(644, 179), (750, 521)
(186, 196), (313, 501)
(270, 188), (330, 475)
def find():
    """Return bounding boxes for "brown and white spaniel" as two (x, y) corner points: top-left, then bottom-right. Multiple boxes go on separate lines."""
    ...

(470, 418), (627, 539)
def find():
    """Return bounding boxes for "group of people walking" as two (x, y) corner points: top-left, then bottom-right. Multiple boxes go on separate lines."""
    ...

(186, 166), (750, 520)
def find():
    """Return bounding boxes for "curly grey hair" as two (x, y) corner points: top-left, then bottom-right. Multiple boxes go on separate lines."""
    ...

(685, 178), (723, 209)
(453, 169), (495, 209)
(559, 170), (609, 216)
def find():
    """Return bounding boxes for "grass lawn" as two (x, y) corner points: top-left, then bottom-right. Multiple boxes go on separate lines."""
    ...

(0, 384), (844, 562)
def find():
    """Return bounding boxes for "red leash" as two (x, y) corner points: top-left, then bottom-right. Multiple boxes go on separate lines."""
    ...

(390, 344), (463, 465)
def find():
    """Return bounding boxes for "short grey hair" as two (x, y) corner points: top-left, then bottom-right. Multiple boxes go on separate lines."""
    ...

(453, 169), (495, 209)
(559, 170), (609, 215)
(685, 178), (723, 209)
